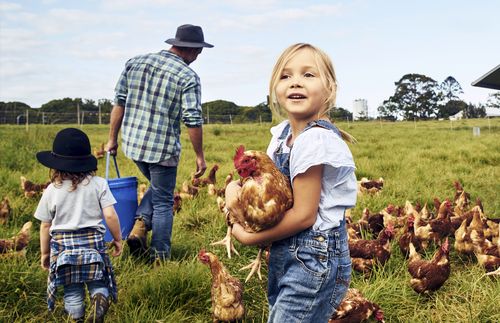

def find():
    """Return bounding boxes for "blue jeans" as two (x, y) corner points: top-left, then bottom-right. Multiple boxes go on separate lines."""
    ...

(134, 161), (177, 261)
(267, 222), (351, 322)
(64, 280), (108, 319)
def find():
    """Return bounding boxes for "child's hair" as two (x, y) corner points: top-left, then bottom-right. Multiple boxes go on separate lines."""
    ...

(269, 43), (356, 143)
(50, 169), (95, 191)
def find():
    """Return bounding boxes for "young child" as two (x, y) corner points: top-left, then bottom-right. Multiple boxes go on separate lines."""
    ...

(229, 43), (357, 322)
(34, 128), (122, 323)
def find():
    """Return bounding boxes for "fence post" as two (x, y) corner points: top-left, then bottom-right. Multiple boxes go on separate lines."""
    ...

(25, 110), (29, 132)
(98, 101), (102, 125)
(77, 102), (80, 125)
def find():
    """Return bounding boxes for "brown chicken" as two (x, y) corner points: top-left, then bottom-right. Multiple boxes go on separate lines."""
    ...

(0, 197), (11, 225)
(212, 145), (293, 281)
(398, 215), (423, 258)
(329, 288), (385, 323)
(454, 206), (484, 256)
(470, 229), (500, 275)
(208, 173), (233, 198)
(0, 221), (32, 257)
(94, 143), (105, 159)
(192, 164), (219, 187)
(198, 250), (245, 322)
(358, 208), (385, 238)
(349, 225), (395, 273)
(407, 238), (451, 293)
(358, 177), (384, 195)
(20, 176), (50, 198)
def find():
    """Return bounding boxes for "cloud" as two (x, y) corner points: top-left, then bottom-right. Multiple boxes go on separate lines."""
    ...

(0, 2), (22, 11)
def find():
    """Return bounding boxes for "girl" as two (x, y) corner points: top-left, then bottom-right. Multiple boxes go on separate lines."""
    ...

(229, 43), (357, 322)
(35, 128), (122, 323)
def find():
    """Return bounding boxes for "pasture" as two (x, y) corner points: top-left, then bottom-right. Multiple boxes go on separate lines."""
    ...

(0, 119), (499, 322)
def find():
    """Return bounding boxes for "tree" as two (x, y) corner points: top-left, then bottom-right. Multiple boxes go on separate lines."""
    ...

(383, 74), (440, 120)
(463, 103), (486, 118)
(377, 100), (399, 120)
(437, 99), (467, 119)
(440, 76), (463, 101)
(330, 107), (353, 120)
(486, 92), (500, 109)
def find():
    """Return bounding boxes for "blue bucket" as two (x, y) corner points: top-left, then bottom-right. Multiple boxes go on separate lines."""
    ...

(104, 153), (138, 242)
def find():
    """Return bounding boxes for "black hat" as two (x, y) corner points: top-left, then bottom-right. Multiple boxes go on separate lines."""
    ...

(165, 24), (214, 48)
(36, 128), (97, 173)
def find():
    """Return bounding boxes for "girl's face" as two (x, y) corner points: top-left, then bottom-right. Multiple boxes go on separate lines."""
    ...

(275, 48), (329, 122)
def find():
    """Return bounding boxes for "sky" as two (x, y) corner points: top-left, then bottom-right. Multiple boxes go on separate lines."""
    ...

(1, 0), (499, 116)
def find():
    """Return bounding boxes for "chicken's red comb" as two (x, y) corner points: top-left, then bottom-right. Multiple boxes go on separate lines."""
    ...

(234, 145), (246, 163)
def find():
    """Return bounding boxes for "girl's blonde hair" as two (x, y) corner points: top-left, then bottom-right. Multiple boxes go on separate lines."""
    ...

(269, 43), (356, 143)
(50, 169), (95, 191)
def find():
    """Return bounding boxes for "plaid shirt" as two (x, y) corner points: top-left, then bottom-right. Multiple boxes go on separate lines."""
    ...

(115, 50), (203, 163)
(47, 229), (117, 311)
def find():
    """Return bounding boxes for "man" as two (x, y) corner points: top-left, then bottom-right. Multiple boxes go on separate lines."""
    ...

(106, 24), (213, 263)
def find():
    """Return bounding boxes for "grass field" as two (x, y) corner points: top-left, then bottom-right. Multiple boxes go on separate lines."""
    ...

(0, 119), (499, 322)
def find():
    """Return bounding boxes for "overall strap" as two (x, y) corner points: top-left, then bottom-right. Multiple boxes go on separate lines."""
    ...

(305, 119), (342, 138)
(278, 122), (291, 140)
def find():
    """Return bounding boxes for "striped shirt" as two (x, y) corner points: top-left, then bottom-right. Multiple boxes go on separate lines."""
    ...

(115, 50), (203, 163)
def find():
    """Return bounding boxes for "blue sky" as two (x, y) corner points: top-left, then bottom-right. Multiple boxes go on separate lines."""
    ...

(0, 0), (499, 116)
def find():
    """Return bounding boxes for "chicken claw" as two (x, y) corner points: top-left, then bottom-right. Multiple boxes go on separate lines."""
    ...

(211, 226), (240, 259)
(240, 248), (263, 282)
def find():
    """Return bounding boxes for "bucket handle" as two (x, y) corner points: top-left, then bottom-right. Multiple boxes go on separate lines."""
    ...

(105, 152), (121, 180)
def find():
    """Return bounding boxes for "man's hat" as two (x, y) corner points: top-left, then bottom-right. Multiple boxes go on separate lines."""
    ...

(165, 24), (214, 48)
(36, 128), (97, 173)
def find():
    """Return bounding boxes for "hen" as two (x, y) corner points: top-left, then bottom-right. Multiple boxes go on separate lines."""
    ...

(407, 238), (451, 293)
(329, 288), (385, 323)
(398, 215), (423, 258)
(0, 221), (32, 258)
(212, 145), (293, 281)
(192, 164), (219, 187)
(349, 224), (395, 273)
(0, 197), (11, 225)
(198, 250), (245, 322)
(357, 177), (384, 195)
(20, 176), (50, 198)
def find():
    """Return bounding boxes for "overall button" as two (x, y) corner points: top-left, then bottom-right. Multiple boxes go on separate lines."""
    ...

(313, 236), (325, 242)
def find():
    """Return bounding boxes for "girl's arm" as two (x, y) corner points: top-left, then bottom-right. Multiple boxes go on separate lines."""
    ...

(102, 205), (123, 256)
(40, 222), (51, 270)
(231, 165), (323, 246)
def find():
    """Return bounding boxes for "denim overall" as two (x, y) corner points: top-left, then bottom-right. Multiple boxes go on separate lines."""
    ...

(267, 120), (351, 323)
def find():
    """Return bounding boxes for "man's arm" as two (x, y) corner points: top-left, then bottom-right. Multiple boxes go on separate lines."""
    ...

(105, 104), (125, 155)
(187, 126), (206, 177)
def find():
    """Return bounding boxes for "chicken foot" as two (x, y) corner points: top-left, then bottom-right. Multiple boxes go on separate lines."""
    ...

(240, 248), (263, 282)
(211, 226), (240, 259)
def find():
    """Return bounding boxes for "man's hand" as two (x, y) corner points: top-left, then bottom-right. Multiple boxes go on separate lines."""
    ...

(105, 140), (118, 156)
(193, 156), (207, 178)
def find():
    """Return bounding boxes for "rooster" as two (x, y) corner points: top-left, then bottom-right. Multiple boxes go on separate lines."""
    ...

(407, 238), (451, 293)
(212, 145), (293, 281)
(0, 197), (11, 225)
(0, 221), (32, 258)
(20, 176), (50, 198)
(198, 250), (245, 322)
(329, 288), (385, 323)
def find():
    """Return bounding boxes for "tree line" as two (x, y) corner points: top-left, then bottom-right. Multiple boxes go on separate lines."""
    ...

(1, 73), (499, 124)
(377, 74), (499, 120)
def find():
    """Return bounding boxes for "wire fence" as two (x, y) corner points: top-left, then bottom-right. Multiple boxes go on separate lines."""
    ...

(0, 110), (272, 125)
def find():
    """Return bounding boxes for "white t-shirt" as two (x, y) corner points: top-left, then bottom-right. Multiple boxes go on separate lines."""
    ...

(267, 121), (357, 230)
(34, 176), (116, 234)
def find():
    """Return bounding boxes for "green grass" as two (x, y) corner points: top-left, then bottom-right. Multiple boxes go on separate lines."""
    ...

(0, 119), (499, 322)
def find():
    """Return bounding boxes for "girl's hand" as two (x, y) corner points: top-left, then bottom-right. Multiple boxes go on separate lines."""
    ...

(41, 253), (50, 271)
(231, 223), (255, 246)
(110, 239), (123, 257)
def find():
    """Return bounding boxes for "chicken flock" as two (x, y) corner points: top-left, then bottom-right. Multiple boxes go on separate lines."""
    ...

(4, 146), (499, 322)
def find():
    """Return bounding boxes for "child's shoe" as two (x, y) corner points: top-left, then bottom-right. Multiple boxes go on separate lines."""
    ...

(86, 293), (109, 323)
